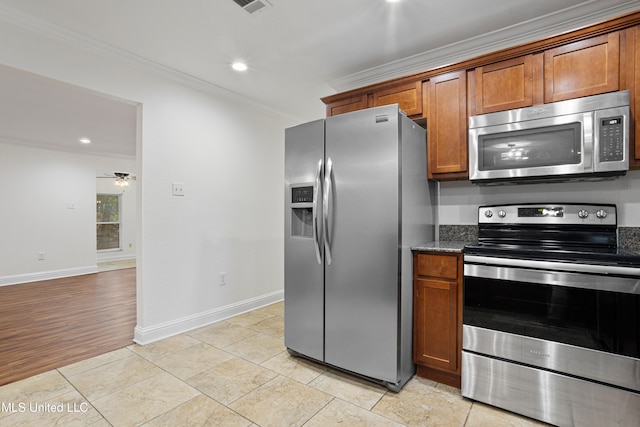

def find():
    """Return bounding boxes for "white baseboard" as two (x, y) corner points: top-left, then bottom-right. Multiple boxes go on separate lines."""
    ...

(97, 254), (136, 262)
(0, 265), (99, 287)
(133, 289), (284, 345)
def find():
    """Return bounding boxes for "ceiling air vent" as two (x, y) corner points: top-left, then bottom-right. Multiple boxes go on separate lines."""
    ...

(232, 0), (272, 14)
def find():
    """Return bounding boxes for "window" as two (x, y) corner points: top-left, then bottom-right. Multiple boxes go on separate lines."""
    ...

(97, 194), (121, 250)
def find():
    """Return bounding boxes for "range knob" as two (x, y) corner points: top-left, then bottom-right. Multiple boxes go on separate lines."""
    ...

(578, 209), (589, 219)
(484, 210), (493, 218)
(498, 210), (507, 218)
(596, 209), (608, 219)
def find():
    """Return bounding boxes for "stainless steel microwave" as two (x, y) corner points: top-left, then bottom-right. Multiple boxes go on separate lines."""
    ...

(468, 90), (630, 185)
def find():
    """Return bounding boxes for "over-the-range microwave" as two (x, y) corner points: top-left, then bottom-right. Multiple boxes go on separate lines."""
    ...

(468, 90), (630, 185)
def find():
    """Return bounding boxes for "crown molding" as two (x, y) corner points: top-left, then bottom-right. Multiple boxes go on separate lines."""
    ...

(328, 0), (640, 93)
(0, 3), (301, 122)
(0, 135), (136, 160)
(1, 2), (638, 119)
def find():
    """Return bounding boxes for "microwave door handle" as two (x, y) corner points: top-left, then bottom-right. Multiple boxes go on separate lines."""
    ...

(323, 157), (333, 265)
(583, 112), (593, 172)
(312, 159), (322, 264)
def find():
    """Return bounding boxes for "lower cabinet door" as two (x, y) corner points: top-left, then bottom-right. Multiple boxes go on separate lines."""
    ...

(414, 278), (459, 373)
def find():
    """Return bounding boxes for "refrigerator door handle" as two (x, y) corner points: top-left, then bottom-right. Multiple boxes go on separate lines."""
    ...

(323, 157), (333, 265)
(312, 159), (323, 264)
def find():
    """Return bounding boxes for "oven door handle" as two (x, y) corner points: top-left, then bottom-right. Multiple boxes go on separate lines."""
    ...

(464, 260), (640, 295)
(464, 254), (640, 277)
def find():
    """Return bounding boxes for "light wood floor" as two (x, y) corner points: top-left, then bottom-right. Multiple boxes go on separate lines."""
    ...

(0, 268), (136, 386)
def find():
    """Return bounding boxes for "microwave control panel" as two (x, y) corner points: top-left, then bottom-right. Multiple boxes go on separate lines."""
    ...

(599, 116), (624, 162)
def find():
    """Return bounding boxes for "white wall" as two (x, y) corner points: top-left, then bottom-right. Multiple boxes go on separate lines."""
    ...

(0, 143), (94, 281)
(439, 170), (640, 226)
(0, 16), (295, 343)
(0, 142), (136, 285)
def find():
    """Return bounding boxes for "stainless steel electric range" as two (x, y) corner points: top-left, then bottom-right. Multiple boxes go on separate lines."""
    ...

(462, 203), (640, 427)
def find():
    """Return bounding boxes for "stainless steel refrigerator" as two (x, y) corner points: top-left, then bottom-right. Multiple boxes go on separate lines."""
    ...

(284, 104), (435, 391)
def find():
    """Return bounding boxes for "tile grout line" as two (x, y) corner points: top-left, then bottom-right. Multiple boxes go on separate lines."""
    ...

(56, 367), (113, 426)
(131, 342), (258, 426)
(74, 339), (250, 425)
(300, 395), (336, 426)
(6, 302), (526, 427)
(133, 321), (290, 426)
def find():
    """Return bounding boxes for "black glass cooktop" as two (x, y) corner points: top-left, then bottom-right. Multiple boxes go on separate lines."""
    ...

(468, 204), (640, 268)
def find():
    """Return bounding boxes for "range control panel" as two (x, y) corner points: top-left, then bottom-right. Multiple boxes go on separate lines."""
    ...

(478, 203), (617, 226)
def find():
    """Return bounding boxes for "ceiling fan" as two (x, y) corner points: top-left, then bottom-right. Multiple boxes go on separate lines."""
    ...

(97, 171), (137, 187)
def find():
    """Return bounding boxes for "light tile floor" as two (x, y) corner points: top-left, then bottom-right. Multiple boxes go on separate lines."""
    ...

(0, 302), (549, 426)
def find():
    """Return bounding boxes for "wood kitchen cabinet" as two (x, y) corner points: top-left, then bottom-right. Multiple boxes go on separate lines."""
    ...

(427, 70), (468, 179)
(476, 30), (622, 114)
(474, 54), (542, 114)
(413, 251), (463, 388)
(322, 11), (640, 175)
(325, 94), (368, 117)
(475, 33), (622, 113)
(634, 25), (640, 163)
(324, 80), (423, 118)
(544, 32), (620, 103)
(371, 81), (423, 117)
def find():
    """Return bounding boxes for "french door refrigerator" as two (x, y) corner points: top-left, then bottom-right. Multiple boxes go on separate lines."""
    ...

(284, 104), (435, 391)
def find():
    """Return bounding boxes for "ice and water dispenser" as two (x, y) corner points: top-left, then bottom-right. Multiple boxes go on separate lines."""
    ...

(290, 184), (314, 238)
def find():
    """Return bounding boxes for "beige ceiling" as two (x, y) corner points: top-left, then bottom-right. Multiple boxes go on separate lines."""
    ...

(0, 0), (639, 156)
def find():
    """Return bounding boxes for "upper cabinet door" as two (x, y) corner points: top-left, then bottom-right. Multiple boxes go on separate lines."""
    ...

(475, 55), (537, 114)
(428, 70), (468, 178)
(325, 95), (368, 117)
(372, 81), (423, 117)
(544, 32), (620, 102)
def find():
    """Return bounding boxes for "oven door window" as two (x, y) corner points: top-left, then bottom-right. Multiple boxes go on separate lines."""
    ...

(464, 276), (640, 358)
(478, 122), (582, 171)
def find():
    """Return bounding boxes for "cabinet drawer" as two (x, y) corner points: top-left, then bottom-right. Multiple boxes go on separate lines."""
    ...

(416, 253), (458, 279)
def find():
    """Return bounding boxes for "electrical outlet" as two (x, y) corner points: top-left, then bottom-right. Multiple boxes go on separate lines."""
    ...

(172, 182), (185, 196)
(219, 272), (227, 286)
(37, 252), (45, 261)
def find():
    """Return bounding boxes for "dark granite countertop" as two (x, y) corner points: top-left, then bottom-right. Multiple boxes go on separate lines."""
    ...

(410, 226), (640, 254)
(619, 227), (640, 253)
(411, 241), (470, 253)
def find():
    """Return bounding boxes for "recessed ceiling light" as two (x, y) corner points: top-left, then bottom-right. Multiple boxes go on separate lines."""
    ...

(231, 61), (248, 72)
(79, 138), (91, 144)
